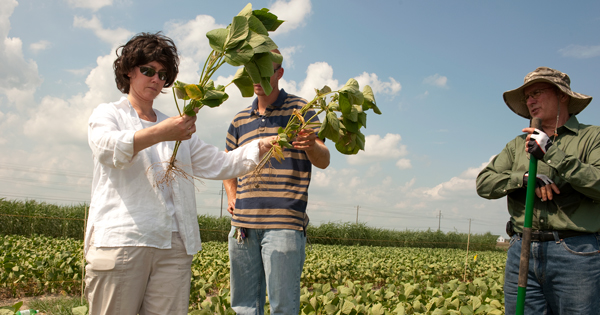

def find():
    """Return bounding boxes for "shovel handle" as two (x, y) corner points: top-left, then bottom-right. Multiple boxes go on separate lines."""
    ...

(516, 117), (542, 315)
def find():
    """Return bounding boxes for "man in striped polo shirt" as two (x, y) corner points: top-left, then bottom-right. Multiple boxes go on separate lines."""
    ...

(223, 50), (330, 315)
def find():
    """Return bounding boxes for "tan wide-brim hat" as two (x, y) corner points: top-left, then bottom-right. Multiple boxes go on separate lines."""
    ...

(503, 67), (593, 119)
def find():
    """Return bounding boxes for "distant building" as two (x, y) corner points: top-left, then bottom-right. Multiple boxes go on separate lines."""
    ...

(497, 236), (506, 243)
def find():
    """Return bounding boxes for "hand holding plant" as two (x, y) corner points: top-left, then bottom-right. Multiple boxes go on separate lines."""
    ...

(155, 3), (283, 186)
(251, 78), (381, 185)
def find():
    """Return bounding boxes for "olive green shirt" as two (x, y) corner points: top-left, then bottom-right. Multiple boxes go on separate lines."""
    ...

(476, 115), (600, 233)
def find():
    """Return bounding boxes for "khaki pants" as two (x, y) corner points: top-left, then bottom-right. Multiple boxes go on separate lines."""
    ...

(84, 232), (193, 315)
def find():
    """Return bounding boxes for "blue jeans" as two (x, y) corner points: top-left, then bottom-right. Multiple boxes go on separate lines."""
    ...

(504, 233), (600, 314)
(228, 227), (306, 315)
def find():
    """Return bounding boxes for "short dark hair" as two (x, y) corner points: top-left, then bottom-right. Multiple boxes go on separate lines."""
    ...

(113, 32), (179, 94)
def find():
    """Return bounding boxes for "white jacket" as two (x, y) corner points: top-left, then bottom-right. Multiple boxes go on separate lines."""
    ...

(86, 96), (260, 255)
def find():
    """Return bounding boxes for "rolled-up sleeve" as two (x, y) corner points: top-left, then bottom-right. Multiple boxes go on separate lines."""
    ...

(88, 105), (137, 169)
(476, 139), (526, 200)
(189, 138), (260, 180)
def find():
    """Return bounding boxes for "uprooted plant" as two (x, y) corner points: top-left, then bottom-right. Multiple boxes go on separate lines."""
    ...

(154, 3), (283, 186)
(249, 78), (381, 188)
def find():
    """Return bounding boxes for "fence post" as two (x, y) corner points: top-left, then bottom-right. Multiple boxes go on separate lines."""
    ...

(463, 219), (471, 282)
(81, 205), (88, 304)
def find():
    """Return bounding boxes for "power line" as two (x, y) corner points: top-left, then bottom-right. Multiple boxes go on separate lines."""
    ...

(0, 163), (92, 179)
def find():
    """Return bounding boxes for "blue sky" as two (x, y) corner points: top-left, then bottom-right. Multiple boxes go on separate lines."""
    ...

(1, 0), (599, 238)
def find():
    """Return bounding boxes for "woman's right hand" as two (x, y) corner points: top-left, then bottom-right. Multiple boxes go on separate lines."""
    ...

(157, 114), (198, 142)
(133, 113), (198, 155)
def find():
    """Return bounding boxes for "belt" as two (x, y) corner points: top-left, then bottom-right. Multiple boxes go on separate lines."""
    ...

(517, 230), (594, 242)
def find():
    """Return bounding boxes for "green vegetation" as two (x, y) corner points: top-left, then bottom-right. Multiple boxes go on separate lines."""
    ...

(0, 235), (83, 298)
(0, 199), (86, 240)
(1, 235), (506, 314)
(0, 199), (498, 250)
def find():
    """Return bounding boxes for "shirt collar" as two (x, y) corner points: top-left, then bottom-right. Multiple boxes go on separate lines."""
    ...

(251, 88), (287, 116)
(560, 115), (580, 135)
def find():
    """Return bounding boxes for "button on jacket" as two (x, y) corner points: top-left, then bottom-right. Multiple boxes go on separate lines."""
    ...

(87, 96), (261, 255)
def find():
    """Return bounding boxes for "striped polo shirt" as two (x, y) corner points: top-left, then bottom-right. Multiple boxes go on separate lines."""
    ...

(226, 89), (319, 231)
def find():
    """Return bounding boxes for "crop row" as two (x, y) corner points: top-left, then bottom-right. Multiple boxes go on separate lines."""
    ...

(1, 235), (507, 314)
(1, 198), (498, 251)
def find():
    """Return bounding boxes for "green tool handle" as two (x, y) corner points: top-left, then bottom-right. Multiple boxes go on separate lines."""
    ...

(516, 117), (542, 315)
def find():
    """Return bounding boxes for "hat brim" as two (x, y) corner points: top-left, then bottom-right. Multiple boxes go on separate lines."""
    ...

(503, 78), (592, 119)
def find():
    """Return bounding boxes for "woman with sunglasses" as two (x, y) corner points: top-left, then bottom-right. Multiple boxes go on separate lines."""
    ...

(85, 32), (273, 315)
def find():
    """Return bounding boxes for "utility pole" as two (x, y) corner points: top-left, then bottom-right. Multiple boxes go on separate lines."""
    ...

(437, 210), (442, 231)
(220, 183), (224, 218)
(356, 205), (360, 224)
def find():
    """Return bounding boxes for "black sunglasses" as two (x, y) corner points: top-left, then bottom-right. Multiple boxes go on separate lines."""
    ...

(139, 66), (167, 81)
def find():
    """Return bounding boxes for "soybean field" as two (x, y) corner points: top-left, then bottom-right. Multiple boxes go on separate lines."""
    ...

(1, 234), (507, 315)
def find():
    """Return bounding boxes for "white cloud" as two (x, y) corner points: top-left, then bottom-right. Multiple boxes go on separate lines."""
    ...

(30, 40), (51, 53)
(0, 0), (41, 103)
(366, 164), (382, 176)
(396, 158), (412, 170)
(270, 0), (312, 35)
(423, 73), (448, 88)
(23, 53), (122, 145)
(355, 72), (401, 96)
(284, 61), (340, 100)
(347, 133), (408, 165)
(421, 157), (493, 200)
(312, 169), (331, 187)
(66, 0), (112, 11)
(165, 15), (222, 65)
(279, 45), (303, 69)
(559, 44), (600, 59)
(73, 15), (133, 48)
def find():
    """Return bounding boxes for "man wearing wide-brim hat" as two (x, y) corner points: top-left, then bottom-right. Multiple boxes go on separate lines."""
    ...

(476, 67), (600, 314)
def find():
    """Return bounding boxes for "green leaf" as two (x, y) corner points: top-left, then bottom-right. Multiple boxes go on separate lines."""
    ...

(206, 28), (228, 52)
(237, 3), (253, 18)
(248, 15), (268, 35)
(335, 133), (359, 155)
(318, 112), (340, 142)
(252, 8), (284, 32)
(303, 304), (315, 315)
(357, 111), (367, 128)
(201, 90), (229, 108)
(173, 81), (189, 100)
(362, 85), (381, 114)
(225, 16), (249, 50)
(371, 303), (385, 315)
(247, 31), (267, 50)
(184, 102), (197, 117)
(342, 117), (359, 134)
(340, 300), (354, 314)
(471, 296), (482, 310)
(459, 305), (474, 315)
(225, 41), (254, 66)
(254, 52), (274, 77)
(318, 85), (332, 96)
(185, 84), (204, 100)
(279, 139), (293, 149)
(270, 50), (283, 64)
(12, 302), (23, 312)
(244, 61), (262, 83)
(324, 303), (338, 315)
(338, 93), (352, 116)
(253, 36), (278, 54)
(72, 306), (88, 315)
(260, 77), (273, 96)
(345, 105), (359, 123)
(232, 68), (255, 97)
(339, 78), (363, 105)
